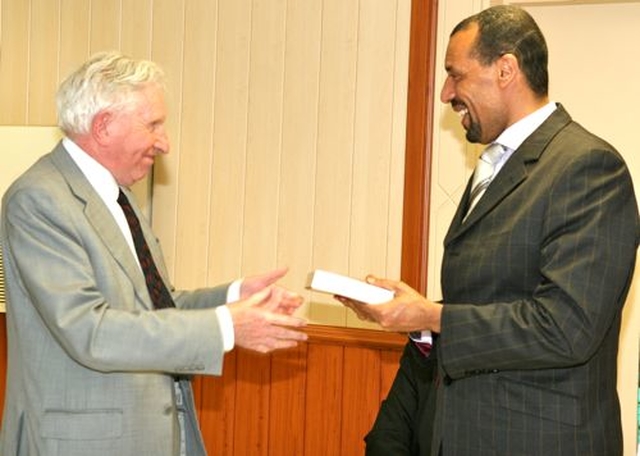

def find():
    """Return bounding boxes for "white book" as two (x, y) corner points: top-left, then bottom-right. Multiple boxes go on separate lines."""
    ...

(306, 269), (394, 304)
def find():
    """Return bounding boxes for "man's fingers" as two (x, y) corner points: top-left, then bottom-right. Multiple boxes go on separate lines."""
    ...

(258, 267), (289, 287)
(246, 287), (273, 305)
(267, 313), (308, 329)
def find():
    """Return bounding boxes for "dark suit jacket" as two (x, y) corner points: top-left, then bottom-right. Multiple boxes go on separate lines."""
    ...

(430, 105), (639, 455)
(1, 142), (230, 456)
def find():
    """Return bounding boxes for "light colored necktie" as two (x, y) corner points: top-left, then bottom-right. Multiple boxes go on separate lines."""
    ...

(466, 143), (505, 218)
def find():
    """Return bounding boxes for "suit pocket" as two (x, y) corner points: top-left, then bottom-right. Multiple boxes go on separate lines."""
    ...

(497, 377), (581, 426)
(41, 408), (123, 440)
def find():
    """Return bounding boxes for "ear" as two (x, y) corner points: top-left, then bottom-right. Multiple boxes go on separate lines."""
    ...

(91, 111), (113, 146)
(497, 53), (518, 87)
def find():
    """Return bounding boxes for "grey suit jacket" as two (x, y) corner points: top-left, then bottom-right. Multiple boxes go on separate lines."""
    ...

(1, 142), (230, 456)
(432, 105), (639, 455)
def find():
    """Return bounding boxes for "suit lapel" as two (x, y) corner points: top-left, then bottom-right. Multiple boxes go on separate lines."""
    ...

(444, 104), (573, 246)
(50, 144), (153, 310)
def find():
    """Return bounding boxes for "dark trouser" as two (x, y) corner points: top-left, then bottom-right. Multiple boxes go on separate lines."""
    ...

(365, 341), (437, 456)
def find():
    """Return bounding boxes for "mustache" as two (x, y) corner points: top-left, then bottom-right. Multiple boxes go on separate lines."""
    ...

(451, 99), (466, 111)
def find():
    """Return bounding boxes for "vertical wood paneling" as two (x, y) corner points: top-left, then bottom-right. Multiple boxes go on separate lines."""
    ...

(276, 0), (322, 305)
(233, 350), (272, 456)
(347, 0), (399, 330)
(268, 344), (308, 456)
(0, 0), (29, 124)
(28, 0), (60, 125)
(380, 349), (403, 401)
(120, 0), (152, 58)
(304, 343), (344, 456)
(341, 347), (381, 455)
(149, 0), (186, 278)
(197, 351), (238, 456)
(89, 0), (120, 53)
(59, 0), (90, 94)
(173, 0), (217, 288)
(207, 0), (252, 283)
(242, 0), (288, 275)
(309, 0), (360, 326)
(387, 0), (412, 279)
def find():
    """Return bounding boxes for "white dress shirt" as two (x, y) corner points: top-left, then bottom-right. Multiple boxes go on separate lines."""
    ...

(492, 101), (557, 174)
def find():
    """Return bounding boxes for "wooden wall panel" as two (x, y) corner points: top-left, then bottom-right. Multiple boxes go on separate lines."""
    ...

(149, 0), (186, 275)
(242, 0), (287, 275)
(198, 351), (238, 456)
(0, 0), (29, 124)
(309, 0), (359, 327)
(268, 345), (308, 456)
(303, 343), (345, 456)
(121, 0), (153, 58)
(28, 0), (60, 124)
(59, 0), (91, 82)
(206, 0), (252, 282)
(275, 0), (322, 314)
(89, 0), (120, 53)
(173, 0), (217, 289)
(341, 347), (381, 455)
(234, 351), (272, 456)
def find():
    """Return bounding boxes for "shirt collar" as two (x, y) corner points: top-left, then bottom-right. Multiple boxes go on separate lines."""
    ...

(496, 101), (557, 152)
(62, 137), (120, 203)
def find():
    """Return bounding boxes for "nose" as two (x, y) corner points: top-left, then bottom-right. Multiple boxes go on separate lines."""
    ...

(155, 129), (170, 154)
(440, 76), (454, 104)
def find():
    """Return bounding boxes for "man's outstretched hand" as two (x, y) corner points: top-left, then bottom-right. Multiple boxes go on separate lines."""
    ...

(231, 269), (307, 353)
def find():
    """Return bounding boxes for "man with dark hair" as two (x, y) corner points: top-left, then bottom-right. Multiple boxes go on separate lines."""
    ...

(339, 5), (639, 455)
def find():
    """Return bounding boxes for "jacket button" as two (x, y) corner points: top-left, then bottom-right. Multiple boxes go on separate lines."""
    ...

(163, 405), (173, 415)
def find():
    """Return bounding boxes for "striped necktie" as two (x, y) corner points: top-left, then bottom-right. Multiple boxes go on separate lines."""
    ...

(466, 143), (505, 218)
(117, 190), (175, 309)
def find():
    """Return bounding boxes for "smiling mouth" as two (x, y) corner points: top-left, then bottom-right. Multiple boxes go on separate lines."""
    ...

(453, 104), (470, 129)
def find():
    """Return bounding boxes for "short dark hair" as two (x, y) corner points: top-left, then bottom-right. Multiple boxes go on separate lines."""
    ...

(452, 5), (549, 97)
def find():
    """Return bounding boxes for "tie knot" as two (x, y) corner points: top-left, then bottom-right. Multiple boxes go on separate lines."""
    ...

(117, 189), (128, 206)
(480, 142), (505, 165)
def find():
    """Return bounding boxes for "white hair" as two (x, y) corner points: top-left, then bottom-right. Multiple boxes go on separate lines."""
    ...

(56, 51), (166, 136)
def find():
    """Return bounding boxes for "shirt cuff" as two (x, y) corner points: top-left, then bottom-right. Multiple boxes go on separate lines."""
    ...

(215, 306), (235, 352)
(409, 330), (433, 344)
(227, 279), (242, 302)
(214, 279), (243, 352)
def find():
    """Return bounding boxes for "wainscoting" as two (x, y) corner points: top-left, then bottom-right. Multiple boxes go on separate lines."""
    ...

(0, 315), (405, 455)
(193, 325), (405, 456)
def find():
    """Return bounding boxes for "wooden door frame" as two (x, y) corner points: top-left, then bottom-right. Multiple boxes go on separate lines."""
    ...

(401, 0), (438, 294)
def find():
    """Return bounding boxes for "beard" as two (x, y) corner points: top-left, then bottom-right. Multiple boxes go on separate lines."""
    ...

(465, 117), (482, 144)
